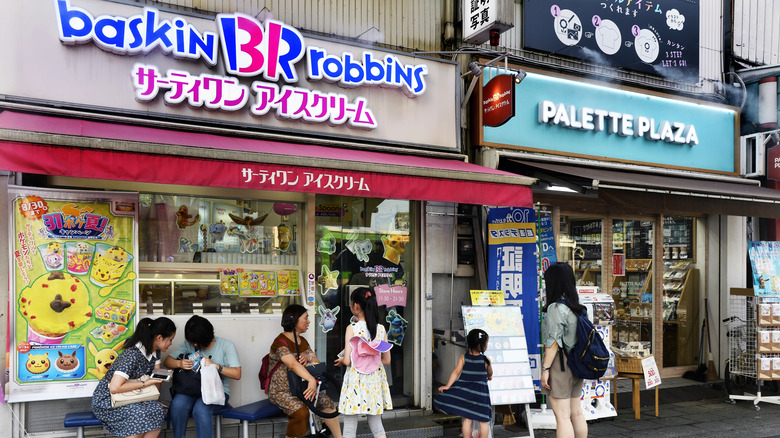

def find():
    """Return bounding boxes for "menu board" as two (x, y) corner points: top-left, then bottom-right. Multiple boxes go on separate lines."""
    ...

(749, 241), (780, 296)
(9, 187), (138, 402)
(462, 306), (536, 404)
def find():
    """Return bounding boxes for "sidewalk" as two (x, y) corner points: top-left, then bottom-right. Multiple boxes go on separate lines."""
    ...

(443, 378), (780, 438)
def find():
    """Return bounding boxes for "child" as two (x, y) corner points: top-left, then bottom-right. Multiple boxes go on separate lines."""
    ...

(335, 287), (393, 438)
(434, 329), (493, 438)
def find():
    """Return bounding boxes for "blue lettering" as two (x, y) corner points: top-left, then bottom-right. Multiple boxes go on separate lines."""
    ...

(128, 16), (144, 51)
(93, 17), (125, 52)
(278, 25), (304, 81)
(217, 16), (239, 72)
(143, 9), (173, 53)
(343, 53), (365, 86)
(364, 52), (384, 83)
(393, 60), (415, 94)
(411, 65), (428, 96)
(56, 0), (93, 42)
(322, 57), (343, 81)
(174, 18), (186, 54)
(188, 28), (218, 66)
(306, 47), (327, 79)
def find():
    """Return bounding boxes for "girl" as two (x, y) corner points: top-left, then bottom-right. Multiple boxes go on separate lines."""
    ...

(335, 287), (392, 438)
(433, 329), (493, 438)
(540, 262), (588, 438)
(92, 317), (176, 438)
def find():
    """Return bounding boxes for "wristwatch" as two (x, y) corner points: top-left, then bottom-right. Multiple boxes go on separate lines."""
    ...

(217, 364), (224, 374)
(542, 366), (551, 371)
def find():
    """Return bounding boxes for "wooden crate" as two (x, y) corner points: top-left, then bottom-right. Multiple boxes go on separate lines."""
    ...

(615, 356), (644, 374)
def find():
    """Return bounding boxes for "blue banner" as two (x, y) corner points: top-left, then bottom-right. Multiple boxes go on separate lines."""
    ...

(487, 207), (541, 388)
(538, 214), (557, 272)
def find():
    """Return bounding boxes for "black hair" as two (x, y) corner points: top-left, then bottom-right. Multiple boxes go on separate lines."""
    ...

(543, 262), (586, 314)
(125, 317), (176, 353)
(350, 286), (380, 340)
(467, 328), (491, 365)
(281, 304), (308, 332)
(184, 315), (215, 349)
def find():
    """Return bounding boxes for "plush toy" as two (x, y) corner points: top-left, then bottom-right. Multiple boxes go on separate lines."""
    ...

(319, 305), (340, 333)
(176, 205), (199, 230)
(228, 212), (268, 226)
(210, 221), (228, 243)
(386, 309), (408, 346)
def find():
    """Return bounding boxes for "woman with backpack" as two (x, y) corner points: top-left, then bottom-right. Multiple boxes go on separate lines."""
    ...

(540, 262), (588, 438)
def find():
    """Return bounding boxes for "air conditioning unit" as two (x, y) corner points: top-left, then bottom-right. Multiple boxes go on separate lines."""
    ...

(740, 129), (780, 177)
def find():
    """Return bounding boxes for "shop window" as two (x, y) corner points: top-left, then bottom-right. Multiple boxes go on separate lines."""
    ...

(314, 196), (414, 405)
(561, 217), (603, 287)
(137, 193), (303, 314)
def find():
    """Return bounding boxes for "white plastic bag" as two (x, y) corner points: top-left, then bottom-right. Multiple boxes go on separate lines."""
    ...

(200, 364), (225, 405)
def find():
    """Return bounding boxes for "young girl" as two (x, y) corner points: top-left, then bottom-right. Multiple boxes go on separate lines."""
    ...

(433, 329), (493, 438)
(334, 287), (392, 438)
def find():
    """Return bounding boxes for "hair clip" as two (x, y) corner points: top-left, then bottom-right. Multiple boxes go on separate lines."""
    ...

(365, 291), (371, 298)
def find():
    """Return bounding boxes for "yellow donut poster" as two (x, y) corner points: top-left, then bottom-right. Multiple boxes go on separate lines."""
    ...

(9, 187), (137, 402)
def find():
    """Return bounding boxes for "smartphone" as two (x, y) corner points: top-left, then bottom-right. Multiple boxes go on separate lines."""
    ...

(150, 370), (172, 381)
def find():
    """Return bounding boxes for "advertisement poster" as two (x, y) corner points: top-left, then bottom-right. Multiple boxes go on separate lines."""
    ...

(523, 0), (699, 80)
(538, 214), (557, 272)
(462, 306), (535, 404)
(9, 187), (138, 402)
(487, 207), (540, 385)
(277, 270), (302, 296)
(748, 241), (780, 296)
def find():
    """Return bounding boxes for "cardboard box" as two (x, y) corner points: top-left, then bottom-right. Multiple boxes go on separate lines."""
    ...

(758, 331), (772, 353)
(95, 298), (136, 324)
(759, 303), (773, 326)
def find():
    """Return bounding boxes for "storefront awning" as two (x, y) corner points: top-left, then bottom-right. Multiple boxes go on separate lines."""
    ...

(0, 111), (533, 207)
(506, 159), (780, 218)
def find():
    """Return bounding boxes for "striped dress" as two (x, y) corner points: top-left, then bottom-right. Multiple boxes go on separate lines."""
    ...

(433, 353), (492, 422)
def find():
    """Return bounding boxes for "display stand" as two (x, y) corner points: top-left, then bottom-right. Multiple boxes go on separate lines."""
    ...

(462, 305), (536, 437)
(726, 288), (780, 409)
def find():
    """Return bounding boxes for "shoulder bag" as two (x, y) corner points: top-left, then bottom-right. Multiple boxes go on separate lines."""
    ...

(286, 333), (338, 419)
(110, 377), (160, 407)
(171, 353), (202, 397)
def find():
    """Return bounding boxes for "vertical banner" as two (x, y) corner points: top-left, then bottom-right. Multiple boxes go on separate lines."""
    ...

(9, 187), (138, 402)
(487, 207), (540, 387)
(538, 214), (557, 272)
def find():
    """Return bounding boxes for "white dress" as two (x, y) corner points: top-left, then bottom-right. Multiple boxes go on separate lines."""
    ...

(338, 321), (393, 415)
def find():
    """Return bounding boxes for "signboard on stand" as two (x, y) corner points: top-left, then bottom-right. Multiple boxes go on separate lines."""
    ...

(9, 187), (138, 402)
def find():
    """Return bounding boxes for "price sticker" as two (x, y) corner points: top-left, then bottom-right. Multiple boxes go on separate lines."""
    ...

(18, 196), (48, 220)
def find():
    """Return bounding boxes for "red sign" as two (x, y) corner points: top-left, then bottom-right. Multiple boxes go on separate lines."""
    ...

(768, 144), (780, 181)
(482, 75), (515, 127)
(613, 254), (625, 276)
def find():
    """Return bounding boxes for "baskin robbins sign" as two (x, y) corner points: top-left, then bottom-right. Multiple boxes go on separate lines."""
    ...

(56, 0), (425, 129)
(0, 1), (458, 151)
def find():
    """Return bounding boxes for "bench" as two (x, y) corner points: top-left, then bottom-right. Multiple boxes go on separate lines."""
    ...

(63, 412), (102, 438)
(218, 399), (283, 438)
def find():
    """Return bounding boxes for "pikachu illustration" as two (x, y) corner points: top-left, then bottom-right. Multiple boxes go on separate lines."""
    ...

(87, 339), (125, 379)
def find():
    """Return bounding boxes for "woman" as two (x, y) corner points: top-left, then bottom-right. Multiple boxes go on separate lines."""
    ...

(267, 304), (342, 438)
(92, 317), (176, 438)
(163, 315), (241, 438)
(540, 262), (588, 438)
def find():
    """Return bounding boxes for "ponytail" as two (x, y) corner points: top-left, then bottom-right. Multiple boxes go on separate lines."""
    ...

(350, 287), (380, 340)
(125, 317), (176, 353)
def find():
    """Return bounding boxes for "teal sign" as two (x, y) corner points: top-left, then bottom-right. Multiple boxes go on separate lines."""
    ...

(483, 70), (737, 173)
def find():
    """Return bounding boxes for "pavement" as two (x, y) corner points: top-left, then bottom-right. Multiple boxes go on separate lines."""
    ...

(437, 378), (780, 438)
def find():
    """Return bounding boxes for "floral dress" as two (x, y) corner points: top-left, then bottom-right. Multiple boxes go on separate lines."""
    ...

(338, 321), (393, 415)
(92, 345), (165, 437)
(267, 333), (336, 416)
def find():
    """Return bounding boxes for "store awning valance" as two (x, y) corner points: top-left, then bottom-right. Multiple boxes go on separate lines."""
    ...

(506, 159), (780, 218)
(0, 111), (533, 207)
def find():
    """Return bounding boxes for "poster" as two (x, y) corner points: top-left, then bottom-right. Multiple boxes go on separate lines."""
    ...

(462, 306), (536, 404)
(523, 0), (699, 80)
(277, 270), (302, 296)
(9, 187), (138, 402)
(487, 207), (540, 386)
(748, 241), (780, 296)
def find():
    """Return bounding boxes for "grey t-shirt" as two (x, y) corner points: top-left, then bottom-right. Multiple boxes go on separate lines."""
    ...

(542, 302), (578, 351)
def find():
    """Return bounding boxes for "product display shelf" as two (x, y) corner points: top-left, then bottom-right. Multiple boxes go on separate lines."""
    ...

(726, 289), (780, 409)
(661, 263), (699, 367)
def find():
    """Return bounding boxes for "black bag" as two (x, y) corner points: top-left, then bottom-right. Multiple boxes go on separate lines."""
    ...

(171, 354), (202, 397)
(559, 302), (610, 380)
(287, 334), (339, 419)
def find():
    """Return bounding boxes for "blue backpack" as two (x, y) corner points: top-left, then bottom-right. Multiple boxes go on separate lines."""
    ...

(559, 304), (610, 380)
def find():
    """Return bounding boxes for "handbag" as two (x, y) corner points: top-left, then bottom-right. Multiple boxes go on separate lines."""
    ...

(110, 378), (160, 408)
(286, 333), (338, 419)
(171, 354), (202, 397)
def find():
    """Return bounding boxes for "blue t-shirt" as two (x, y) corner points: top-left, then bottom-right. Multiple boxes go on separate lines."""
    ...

(169, 336), (241, 395)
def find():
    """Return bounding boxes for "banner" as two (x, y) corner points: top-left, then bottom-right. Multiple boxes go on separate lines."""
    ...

(487, 207), (540, 387)
(9, 187), (138, 402)
(748, 241), (780, 296)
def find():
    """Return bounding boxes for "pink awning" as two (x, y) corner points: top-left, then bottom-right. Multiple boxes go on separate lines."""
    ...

(0, 111), (533, 207)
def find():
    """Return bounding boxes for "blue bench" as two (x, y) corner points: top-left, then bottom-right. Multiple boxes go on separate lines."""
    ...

(63, 412), (102, 438)
(218, 399), (283, 438)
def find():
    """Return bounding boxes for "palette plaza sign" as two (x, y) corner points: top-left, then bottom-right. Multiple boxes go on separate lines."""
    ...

(0, 0), (459, 151)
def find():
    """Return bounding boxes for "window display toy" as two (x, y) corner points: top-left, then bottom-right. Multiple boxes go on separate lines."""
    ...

(228, 212), (268, 226)
(385, 309), (408, 346)
(209, 221), (228, 243)
(54, 350), (80, 373)
(317, 265), (340, 294)
(200, 224), (210, 251)
(381, 233), (407, 265)
(176, 205), (200, 230)
(318, 305), (340, 333)
(273, 203), (298, 252)
(179, 236), (198, 253)
(228, 225), (260, 253)
(86, 339), (125, 379)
